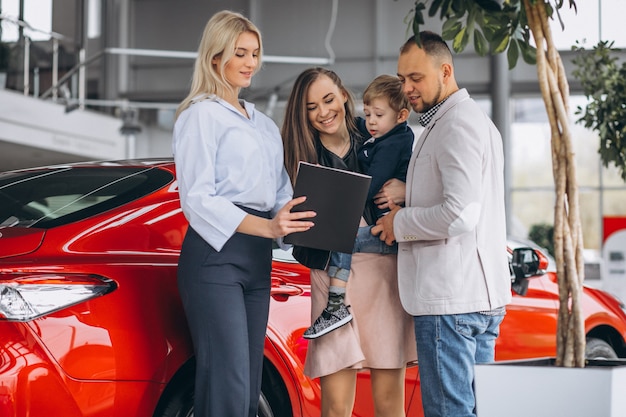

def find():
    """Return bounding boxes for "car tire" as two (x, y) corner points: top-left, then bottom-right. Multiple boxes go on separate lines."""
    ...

(585, 337), (618, 360)
(157, 374), (194, 417)
(257, 392), (275, 417)
(157, 380), (277, 417)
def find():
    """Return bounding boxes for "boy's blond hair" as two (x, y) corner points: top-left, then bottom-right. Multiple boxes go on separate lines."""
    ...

(362, 74), (409, 114)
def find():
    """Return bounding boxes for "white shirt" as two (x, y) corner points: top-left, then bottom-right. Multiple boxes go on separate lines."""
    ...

(172, 96), (293, 251)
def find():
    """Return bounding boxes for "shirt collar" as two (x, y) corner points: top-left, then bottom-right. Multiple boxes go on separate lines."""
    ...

(418, 97), (448, 127)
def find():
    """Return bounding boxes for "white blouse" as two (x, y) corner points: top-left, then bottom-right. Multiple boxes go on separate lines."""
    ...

(172, 96), (292, 251)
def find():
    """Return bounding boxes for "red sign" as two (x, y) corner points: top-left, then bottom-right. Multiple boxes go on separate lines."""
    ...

(604, 216), (626, 242)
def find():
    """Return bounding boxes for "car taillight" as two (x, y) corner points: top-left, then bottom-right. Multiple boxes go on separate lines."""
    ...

(0, 274), (116, 321)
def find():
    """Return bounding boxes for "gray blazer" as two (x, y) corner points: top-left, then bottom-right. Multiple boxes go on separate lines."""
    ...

(394, 89), (512, 316)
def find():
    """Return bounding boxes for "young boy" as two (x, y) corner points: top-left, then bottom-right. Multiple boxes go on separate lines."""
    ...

(303, 74), (414, 339)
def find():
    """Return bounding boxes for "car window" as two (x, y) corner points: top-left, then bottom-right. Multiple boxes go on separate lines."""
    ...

(0, 166), (173, 229)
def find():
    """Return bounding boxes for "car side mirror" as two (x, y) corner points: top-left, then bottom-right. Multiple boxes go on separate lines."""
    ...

(510, 247), (549, 296)
(511, 247), (548, 280)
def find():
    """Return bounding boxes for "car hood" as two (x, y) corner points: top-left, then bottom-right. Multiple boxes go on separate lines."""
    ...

(0, 227), (45, 258)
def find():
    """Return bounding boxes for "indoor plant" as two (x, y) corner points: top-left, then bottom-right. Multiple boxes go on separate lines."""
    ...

(571, 40), (626, 182)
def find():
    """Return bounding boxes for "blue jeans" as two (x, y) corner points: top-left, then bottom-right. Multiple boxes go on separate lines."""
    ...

(414, 312), (505, 417)
(327, 225), (397, 281)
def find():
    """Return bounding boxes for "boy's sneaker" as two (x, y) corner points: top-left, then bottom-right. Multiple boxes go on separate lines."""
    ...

(303, 304), (352, 339)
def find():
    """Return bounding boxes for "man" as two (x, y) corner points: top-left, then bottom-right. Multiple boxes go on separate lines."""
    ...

(373, 31), (512, 417)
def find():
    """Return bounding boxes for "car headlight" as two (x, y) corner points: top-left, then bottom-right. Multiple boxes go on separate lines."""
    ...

(0, 274), (116, 321)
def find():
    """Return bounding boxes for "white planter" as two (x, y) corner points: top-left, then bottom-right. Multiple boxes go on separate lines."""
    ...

(474, 358), (626, 417)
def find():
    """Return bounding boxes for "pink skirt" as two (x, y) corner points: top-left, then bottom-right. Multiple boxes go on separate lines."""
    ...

(304, 252), (417, 379)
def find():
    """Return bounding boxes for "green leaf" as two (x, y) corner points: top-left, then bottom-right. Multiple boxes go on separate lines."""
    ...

(474, 29), (489, 56)
(414, 2), (426, 25)
(493, 33), (510, 54)
(440, 0), (453, 20)
(519, 41), (537, 65)
(507, 38), (520, 69)
(474, 0), (502, 12)
(482, 13), (510, 42)
(452, 26), (469, 52)
(545, 2), (555, 19)
(442, 18), (463, 41)
(412, 2), (426, 46)
(428, 0), (444, 17)
(451, 0), (466, 14)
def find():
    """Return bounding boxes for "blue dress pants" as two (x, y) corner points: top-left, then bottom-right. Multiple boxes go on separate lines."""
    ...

(177, 213), (272, 417)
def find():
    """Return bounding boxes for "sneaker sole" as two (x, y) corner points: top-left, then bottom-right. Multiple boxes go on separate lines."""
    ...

(302, 315), (353, 339)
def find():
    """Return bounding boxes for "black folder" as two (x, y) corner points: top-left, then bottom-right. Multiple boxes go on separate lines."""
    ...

(284, 161), (372, 253)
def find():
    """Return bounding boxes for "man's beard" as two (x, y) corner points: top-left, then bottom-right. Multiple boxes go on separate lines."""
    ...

(414, 82), (443, 114)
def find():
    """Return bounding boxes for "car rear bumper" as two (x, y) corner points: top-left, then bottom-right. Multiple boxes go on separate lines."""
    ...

(0, 322), (164, 417)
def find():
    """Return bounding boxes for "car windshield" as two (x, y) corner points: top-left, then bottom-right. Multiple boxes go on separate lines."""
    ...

(0, 165), (173, 229)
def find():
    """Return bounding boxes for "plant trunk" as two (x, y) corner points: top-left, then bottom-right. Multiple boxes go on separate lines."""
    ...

(523, 0), (586, 367)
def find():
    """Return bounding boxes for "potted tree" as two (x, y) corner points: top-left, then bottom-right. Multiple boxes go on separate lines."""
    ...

(403, 1), (626, 416)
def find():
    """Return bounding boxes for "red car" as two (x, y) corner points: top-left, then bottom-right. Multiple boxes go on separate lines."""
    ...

(0, 159), (625, 417)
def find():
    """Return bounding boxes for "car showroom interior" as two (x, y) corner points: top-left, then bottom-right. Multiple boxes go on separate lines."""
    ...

(1, 1), (626, 416)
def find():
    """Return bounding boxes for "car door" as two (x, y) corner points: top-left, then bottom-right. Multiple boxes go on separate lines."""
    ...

(497, 271), (560, 360)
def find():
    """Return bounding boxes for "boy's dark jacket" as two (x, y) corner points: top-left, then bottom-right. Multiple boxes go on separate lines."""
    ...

(356, 117), (414, 223)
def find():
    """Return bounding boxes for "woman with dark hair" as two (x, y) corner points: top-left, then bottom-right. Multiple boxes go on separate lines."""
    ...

(282, 67), (416, 417)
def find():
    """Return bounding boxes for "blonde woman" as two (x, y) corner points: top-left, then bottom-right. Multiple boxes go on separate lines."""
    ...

(172, 10), (314, 417)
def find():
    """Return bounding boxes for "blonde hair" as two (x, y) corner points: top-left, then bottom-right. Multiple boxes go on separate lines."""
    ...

(175, 10), (263, 119)
(363, 74), (410, 114)
(281, 67), (360, 184)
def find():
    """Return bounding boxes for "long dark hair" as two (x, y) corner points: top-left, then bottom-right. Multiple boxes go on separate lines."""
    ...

(281, 67), (359, 184)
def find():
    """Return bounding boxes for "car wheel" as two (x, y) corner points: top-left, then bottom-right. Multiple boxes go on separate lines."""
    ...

(157, 374), (194, 417)
(257, 392), (275, 417)
(261, 361), (292, 417)
(157, 382), (277, 417)
(586, 337), (618, 360)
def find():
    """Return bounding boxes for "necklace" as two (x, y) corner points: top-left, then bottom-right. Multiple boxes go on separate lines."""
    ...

(324, 138), (350, 157)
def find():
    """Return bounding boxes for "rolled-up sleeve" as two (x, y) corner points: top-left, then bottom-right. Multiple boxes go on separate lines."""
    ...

(173, 98), (293, 251)
(173, 103), (247, 251)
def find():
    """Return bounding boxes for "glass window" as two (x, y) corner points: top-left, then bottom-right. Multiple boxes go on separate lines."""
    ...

(579, 190), (602, 249)
(604, 190), (626, 217)
(511, 94), (626, 250)
(511, 98), (554, 189)
(511, 190), (555, 231)
(548, 0), (626, 50)
(0, 166), (173, 229)
(0, 0), (52, 42)
(549, 0), (599, 50)
(87, 0), (101, 39)
(600, 0), (626, 48)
